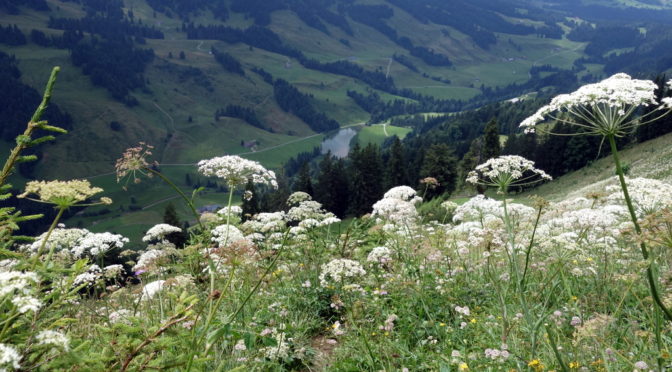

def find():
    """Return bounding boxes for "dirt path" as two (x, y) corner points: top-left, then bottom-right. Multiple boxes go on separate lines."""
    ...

(385, 57), (393, 78)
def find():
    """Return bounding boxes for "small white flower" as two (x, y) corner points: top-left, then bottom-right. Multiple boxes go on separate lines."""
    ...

(12, 296), (42, 314)
(634, 361), (648, 370)
(0, 343), (21, 370)
(36, 330), (69, 350)
(319, 259), (366, 288)
(140, 280), (166, 300)
(142, 224), (182, 243)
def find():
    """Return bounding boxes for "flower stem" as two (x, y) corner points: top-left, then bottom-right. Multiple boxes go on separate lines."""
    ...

(146, 167), (203, 231)
(0, 67), (60, 188)
(521, 204), (543, 290)
(32, 206), (66, 268)
(607, 134), (672, 322)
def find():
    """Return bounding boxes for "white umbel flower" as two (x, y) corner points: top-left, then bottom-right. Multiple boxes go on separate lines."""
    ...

(210, 224), (246, 247)
(382, 186), (422, 204)
(319, 259), (366, 288)
(36, 330), (69, 350)
(520, 73), (669, 136)
(367, 246), (393, 265)
(140, 280), (166, 300)
(72, 232), (128, 258)
(0, 343), (21, 370)
(12, 296), (42, 314)
(466, 155), (551, 193)
(197, 155), (277, 189)
(143, 223), (182, 242)
(216, 206), (243, 216)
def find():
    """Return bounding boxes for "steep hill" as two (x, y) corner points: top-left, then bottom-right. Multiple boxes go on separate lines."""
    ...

(3, 0), (662, 179)
(3, 0), (672, 241)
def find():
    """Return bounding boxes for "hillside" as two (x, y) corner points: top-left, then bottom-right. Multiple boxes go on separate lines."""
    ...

(3, 0), (663, 179)
(526, 130), (672, 201)
(3, 0), (672, 241)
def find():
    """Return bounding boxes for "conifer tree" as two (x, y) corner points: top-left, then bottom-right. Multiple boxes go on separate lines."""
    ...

(420, 143), (458, 199)
(348, 143), (383, 216)
(293, 161), (313, 195)
(385, 136), (408, 189)
(483, 118), (501, 160)
(163, 202), (187, 248)
(315, 153), (350, 218)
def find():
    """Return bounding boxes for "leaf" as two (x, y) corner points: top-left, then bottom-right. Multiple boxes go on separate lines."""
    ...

(28, 135), (56, 146)
(50, 317), (79, 327)
(0, 247), (21, 259)
(40, 124), (68, 134)
(206, 323), (231, 346)
(16, 155), (38, 163)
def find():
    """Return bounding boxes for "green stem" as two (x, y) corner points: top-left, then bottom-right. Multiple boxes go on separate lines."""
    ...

(185, 236), (289, 372)
(655, 306), (664, 372)
(146, 167), (203, 231)
(521, 205), (543, 290)
(607, 134), (672, 322)
(0, 67), (60, 187)
(32, 206), (66, 268)
(546, 325), (569, 372)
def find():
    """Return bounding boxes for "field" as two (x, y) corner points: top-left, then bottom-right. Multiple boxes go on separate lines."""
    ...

(6, 131), (672, 370)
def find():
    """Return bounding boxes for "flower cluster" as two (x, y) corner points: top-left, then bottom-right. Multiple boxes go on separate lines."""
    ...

(197, 155), (277, 189)
(382, 186), (422, 205)
(520, 73), (669, 136)
(285, 192), (340, 229)
(73, 264), (103, 287)
(23, 225), (89, 256)
(367, 246), (393, 266)
(133, 248), (175, 274)
(72, 232), (128, 258)
(18, 179), (111, 207)
(142, 223), (182, 243)
(210, 224), (246, 248)
(1, 271), (42, 314)
(319, 259), (366, 288)
(217, 206), (243, 217)
(241, 212), (287, 235)
(36, 330), (70, 350)
(372, 185), (422, 227)
(0, 343), (21, 370)
(605, 177), (672, 217)
(115, 142), (155, 184)
(466, 155), (551, 193)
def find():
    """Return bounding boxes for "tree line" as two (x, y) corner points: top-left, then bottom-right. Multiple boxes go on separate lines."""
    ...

(215, 105), (264, 130)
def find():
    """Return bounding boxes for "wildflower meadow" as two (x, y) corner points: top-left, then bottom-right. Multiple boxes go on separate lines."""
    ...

(1, 68), (672, 371)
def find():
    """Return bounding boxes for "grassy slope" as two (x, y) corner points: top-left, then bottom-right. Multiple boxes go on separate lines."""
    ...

(0, 0), (613, 241)
(521, 132), (672, 202)
(354, 124), (412, 146)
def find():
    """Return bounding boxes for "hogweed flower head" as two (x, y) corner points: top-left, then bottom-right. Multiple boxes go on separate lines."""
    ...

(197, 155), (277, 189)
(520, 73), (671, 137)
(142, 223), (182, 243)
(466, 155), (551, 193)
(115, 142), (155, 186)
(18, 179), (110, 208)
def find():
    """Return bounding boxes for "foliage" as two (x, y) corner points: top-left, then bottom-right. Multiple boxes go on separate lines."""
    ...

(3, 70), (672, 371)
